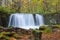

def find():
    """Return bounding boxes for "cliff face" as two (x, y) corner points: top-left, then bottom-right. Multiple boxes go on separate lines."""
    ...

(0, 13), (9, 27)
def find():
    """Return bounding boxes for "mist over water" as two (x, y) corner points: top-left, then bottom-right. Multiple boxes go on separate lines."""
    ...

(8, 13), (44, 29)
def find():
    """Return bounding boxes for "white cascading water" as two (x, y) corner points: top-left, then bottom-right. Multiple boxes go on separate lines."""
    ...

(24, 14), (35, 26)
(8, 13), (44, 29)
(36, 14), (44, 26)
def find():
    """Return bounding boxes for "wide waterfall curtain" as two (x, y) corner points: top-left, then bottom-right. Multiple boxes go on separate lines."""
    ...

(8, 13), (44, 29)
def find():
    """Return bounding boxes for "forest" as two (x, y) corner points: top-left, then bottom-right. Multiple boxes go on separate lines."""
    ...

(0, 0), (60, 27)
(0, 0), (59, 14)
(0, 0), (60, 40)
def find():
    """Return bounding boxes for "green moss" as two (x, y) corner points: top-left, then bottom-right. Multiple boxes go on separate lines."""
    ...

(0, 26), (4, 28)
(44, 27), (52, 33)
(0, 32), (15, 39)
(52, 25), (60, 28)
(8, 26), (14, 28)
(32, 25), (52, 33)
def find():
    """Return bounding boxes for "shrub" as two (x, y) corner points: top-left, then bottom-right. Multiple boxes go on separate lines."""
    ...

(0, 6), (16, 14)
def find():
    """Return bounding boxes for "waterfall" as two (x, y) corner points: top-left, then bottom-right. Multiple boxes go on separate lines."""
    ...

(24, 14), (35, 26)
(8, 13), (44, 29)
(36, 14), (44, 26)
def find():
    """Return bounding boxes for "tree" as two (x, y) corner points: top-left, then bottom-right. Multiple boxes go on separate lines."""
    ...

(0, 0), (60, 14)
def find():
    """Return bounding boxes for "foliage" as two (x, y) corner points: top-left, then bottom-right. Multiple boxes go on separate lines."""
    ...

(44, 27), (52, 33)
(0, 0), (59, 14)
(20, 0), (59, 14)
(0, 6), (3, 12)
(0, 6), (16, 14)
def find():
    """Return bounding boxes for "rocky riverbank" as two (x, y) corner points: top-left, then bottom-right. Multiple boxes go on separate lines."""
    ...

(0, 27), (60, 40)
(0, 28), (33, 40)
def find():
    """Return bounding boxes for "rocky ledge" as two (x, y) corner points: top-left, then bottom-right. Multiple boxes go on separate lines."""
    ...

(0, 28), (33, 40)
